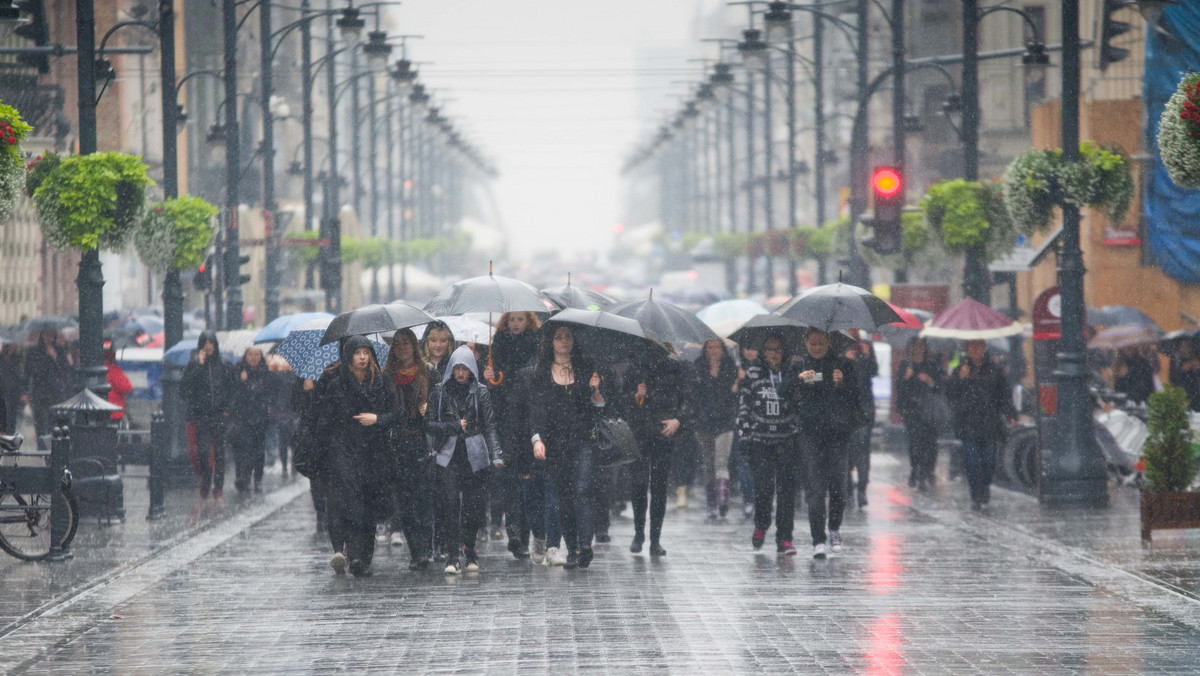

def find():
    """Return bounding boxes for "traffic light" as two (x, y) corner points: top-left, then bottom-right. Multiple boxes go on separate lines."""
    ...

(13, 1), (50, 73)
(862, 167), (903, 255)
(1099, 0), (1132, 72)
(193, 255), (213, 292)
(226, 252), (251, 288)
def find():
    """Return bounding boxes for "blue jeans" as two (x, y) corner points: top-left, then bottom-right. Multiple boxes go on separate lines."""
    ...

(521, 473), (562, 548)
(961, 438), (997, 504)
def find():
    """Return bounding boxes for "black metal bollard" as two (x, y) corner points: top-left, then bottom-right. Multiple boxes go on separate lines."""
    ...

(46, 421), (74, 561)
(147, 411), (166, 520)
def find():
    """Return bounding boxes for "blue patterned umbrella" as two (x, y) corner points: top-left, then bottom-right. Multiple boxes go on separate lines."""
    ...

(274, 317), (388, 380)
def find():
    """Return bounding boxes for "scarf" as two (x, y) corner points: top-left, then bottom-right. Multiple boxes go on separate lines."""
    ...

(392, 364), (419, 386)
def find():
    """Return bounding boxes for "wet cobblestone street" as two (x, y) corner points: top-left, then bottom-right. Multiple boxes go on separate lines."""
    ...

(4, 454), (1200, 673)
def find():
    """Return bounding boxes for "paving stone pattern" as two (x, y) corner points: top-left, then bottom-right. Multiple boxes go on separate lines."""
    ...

(3, 455), (1200, 673)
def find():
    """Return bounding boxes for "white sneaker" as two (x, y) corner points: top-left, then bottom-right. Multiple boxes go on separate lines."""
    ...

(829, 531), (843, 552)
(545, 546), (566, 566)
(375, 523), (388, 543)
(330, 551), (347, 575)
(531, 537), (547, 565)
(813, 543), (828, 559)
(389, 532), (405, 547)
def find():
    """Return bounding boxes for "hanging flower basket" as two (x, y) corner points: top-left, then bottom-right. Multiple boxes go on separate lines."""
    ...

(1002, 142), (1134, 235)
(0, 101), (32, 225)
(788, 226), (810, 257)
(134, 195), (218, 271)
(30, 151), (153, 251)
(1158, 71), (1200, 190)
(765, 228), (788, 257)
(920, 178), (1015, 262)
(746, 232), (766, 258)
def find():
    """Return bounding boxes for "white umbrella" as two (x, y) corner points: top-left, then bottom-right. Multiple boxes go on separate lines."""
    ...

(412, 316), (493, 345)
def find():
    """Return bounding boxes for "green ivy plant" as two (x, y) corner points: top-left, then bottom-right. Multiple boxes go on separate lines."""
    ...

(919, 178), (1015, 262)
(1158, 71), (1200, 190)
(1001, 142), (1134, 235)
(0, 100), (32, 224)
(31, 151), (153, 251)
(134, 195), (218, 271)
(1142, 384), (1200, 493)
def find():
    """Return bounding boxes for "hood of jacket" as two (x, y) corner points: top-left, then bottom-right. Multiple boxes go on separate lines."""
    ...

(196, 330), (220, 358)
(339, 335), (377, 374)
(442, 345), (480, 386)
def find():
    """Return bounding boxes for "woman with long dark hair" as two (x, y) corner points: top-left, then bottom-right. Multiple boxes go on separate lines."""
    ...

(314, 336), (397, 577)
(384, 328), (433, 569)
(528, 325), (605, 569)
(232, 346), (272, 493)
(482, 311), (540, 559)
(895, 337), (944, 490)
(690, 338), (739, 521)
(623, 351), (684, 557)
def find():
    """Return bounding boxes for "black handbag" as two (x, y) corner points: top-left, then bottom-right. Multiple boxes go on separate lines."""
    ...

(592, 416), (641, 467)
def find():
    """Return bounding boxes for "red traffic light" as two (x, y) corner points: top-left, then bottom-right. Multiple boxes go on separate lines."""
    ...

(872, 167), (902, 198)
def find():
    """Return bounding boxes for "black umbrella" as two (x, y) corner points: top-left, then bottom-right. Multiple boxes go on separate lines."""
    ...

(24, 315), (78, 334)
(776, 283), (902, 332)
(540, 308), (668, 363)
(729, 313), (810, 354)
(542, 274), (617, 311)
(319, 302), (435, 346)
(1087, 305), (1159, 329)
(608, 293), (719, 352)
(423, 265), (548, 316)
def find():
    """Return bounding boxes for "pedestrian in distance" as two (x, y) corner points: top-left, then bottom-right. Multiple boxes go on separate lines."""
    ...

(738, 335), (801, 556)
(292, 374), (327, 532)
(383, 328), (435, 570)
(895, 337), (945, 491)
(1113, 345), (1156, 405)
(25, 330), (73, 437)
(843, 335), (878, 508)
(232, 346), (272, 493)
(947, 339), (1016, 512)
(425, 345), (504, 575)
(622, 351), (686, 557)
(266, 354), (298, 476)
(313, 336), (397, 578)
(528, 324), (606, 569)
(181, 331), (235, 499)
(793, 328), (863, 559)
(482, 311), (539, 559)
(103, 347), (133, 423)
(0, 343), (23, 434)
(690, 338), (738, 522)
(1169, 336), (1200, 411)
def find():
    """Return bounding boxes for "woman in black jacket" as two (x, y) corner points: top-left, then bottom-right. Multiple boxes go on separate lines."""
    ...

(738, 334), (801, 555)
(792, 328), (861, 559)
(691, 339), (739, 521)
(528, 324), (605, 569)
(232, 347), (272, 493)
(181, 331), (234, 498)
(384, 328), (433, 569)
(947, 340), (1016, 511)
(895, 337), (944, 491)
(424, 345), (503, 575)
(313, 336), (397, 578)
(622, 352), (685, 557)
(482, 311), (539, 558)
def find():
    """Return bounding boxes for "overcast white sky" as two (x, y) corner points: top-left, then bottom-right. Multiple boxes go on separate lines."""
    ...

(384, 1), (722, 256)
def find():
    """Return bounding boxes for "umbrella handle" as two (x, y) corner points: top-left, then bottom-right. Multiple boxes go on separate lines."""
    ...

(636, 394), (645, 407)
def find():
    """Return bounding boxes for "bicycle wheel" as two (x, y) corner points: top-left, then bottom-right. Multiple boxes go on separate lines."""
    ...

(0, 490), (78, 561)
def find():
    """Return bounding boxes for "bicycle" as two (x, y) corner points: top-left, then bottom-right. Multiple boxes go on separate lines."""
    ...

(0, 433), (80, 561)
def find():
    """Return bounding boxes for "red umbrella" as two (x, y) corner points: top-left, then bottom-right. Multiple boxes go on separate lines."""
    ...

(920, 298), (1023, 340)
(887, 304), (925, 329)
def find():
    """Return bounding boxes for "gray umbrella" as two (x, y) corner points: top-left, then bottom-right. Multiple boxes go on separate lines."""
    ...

(319, 302), (435, 346)
(423, 266), (549, 316)
(542, 274), (617, 311)
(540, 308), (668, 363)
(608, 294), (718, 352)
(776, 283), (902, 332)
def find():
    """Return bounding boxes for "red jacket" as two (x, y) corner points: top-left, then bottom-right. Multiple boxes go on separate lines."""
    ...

(106, 363), (133, 420)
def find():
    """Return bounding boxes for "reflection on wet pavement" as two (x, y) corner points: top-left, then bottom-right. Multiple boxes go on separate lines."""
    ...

(3, 454), (1200, 673)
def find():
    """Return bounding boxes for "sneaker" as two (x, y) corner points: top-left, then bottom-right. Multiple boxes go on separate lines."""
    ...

(813, 543), (828, 559)
(751, 528), (766, 550)
(629, 532), (644, 554)
(476, 528), (489, 543)
(464, 548), (480, 572)
(330, 551), (347, 575)
(376, 523), (388, 543)
(578, 547), (594, 569)
(545, 546), (566, 566)
(444, 557), (461, 575)
(508, 539), (530, 560)
(778, 541), (797, 556)
(531, 537), (547, 564)
(829, 531), (843, 552)
(490, 528), (504, 541)
(389, 532), (405, 547)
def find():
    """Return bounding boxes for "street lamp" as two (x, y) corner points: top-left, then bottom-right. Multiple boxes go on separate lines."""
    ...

(362, 29), (392, 72)
(336, 5), (364, 45)
(763, 2), (790, 43)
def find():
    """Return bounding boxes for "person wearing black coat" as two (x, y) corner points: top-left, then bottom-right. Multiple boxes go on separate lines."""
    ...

(0, 344), (23, 434)
(383, 328), (434, 570)
(621, 352), (685, 557)
(181, 331), (235, 497)
(25, 331), (73, 437)
(424, 345), (504, 575)
(792, 328), (862, 559)
(895, 337), (944, 490)
(1169, 337), (1200, 411)
(291, 374), (327, 532)
(482, 312), (539, 558)
(690, 339), (739, 521)
(528, 324), (606, 570)
(312, 335), (397, 577)
(231, 347), (272, 493)
(737, 334), (801, 554)
(844, 337), (878, 508)
(947, 340), (1016, 511)
(1113, 346), (1156, 405)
